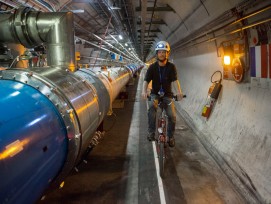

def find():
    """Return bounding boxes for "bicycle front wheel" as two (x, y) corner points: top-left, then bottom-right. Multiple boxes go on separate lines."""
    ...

(159, 142), (165, 178)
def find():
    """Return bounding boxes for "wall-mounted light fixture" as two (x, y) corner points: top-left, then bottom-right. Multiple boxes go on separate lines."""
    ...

(219, 40), (245, 83)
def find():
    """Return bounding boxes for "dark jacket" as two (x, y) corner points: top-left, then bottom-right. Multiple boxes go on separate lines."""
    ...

(144, 61), (177, 97)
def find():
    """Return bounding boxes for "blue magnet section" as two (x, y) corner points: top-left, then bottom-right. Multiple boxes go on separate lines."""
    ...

(126, 64), (138, 75)
(0, 80), (68, 204)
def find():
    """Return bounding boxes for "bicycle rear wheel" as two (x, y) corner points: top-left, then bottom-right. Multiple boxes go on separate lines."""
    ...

(158, 142), (165, 178)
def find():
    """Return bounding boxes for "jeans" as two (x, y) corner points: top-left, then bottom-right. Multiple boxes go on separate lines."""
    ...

(148, 94), (176, 138)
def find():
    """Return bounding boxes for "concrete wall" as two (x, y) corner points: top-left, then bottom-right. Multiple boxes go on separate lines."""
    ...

(172, 41), (271, 203)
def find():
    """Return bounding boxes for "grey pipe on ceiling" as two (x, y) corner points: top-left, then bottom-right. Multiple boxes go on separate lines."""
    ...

(0, 7), (76, 71)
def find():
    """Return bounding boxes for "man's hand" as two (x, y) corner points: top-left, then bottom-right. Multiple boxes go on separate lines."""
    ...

(142, 91), (148, 100)
(172, 80), (184, 101)
(176, 93), (184, 101)
(142, 81), (149, 100)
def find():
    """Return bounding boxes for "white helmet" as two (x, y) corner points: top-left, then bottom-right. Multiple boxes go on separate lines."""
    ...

(155, 41), (170, 52)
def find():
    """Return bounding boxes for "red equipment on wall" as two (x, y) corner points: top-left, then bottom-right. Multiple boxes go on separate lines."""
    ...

(202, 71), (223, 119)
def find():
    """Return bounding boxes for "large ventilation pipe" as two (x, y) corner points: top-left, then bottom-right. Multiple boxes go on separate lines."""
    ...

(0, 7), (75, 70)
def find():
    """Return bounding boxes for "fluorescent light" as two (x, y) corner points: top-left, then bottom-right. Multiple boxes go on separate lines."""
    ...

(110, 34), (119, 43)
(71, 9), (84, 13)
(118, 35), (123, 40)
(110, 6), (121, 10)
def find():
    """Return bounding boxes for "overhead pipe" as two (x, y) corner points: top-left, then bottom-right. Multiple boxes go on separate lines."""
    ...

(166, 0), (203, 41)
(75, 22), (135, 62)
(174, 17), (271, 52)
(0, 1), (139, 64)
(32, 0), (56, 11)
(77, 0), (140, 62)
(92, 14), (112, 67)
(109, 34), (141, 62)
(58, 0), (72, 11)
(121, 0), (138, 53)
(0, 7), (76, 71)
(0, 0), (45, 11)
(146, 0), (158, 41)
(144, 0), (157, 60)
(76, 36), (133, 63)
(95, 0), (123, 42)
(99, 0), (137, 58)
(17, 0), (50, 11)
(140, 0), (147, 59)
(172, 3), (271, 51)
(0, 0), (20, 9)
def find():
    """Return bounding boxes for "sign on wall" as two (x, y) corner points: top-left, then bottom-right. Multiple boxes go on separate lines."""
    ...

(249, 22), (271, 89)
(250, 44), (271, 89)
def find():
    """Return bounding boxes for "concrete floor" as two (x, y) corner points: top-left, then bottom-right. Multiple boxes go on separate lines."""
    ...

(38, 73), (245, 204)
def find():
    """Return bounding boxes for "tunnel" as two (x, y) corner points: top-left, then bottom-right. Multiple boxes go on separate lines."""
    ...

(0, 0), (271, 203)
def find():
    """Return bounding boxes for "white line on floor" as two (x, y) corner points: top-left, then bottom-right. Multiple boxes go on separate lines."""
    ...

(152, 141), (166, 204)
(145, 98), (166, 204)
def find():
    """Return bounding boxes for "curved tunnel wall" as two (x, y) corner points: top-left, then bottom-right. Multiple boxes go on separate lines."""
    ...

(172, 21), (271, 204)
(164, 1), (271, 202)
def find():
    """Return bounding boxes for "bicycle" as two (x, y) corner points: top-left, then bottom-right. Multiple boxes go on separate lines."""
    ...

(155, 95), (186, 178)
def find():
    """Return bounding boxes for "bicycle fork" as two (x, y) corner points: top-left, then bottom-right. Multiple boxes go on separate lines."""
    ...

(158, 117), (167, 142)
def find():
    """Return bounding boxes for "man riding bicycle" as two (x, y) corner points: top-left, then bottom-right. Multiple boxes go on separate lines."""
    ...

(141, 41), (183, 147)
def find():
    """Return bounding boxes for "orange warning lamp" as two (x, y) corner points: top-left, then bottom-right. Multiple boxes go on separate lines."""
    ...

(223, 55), (231, 65)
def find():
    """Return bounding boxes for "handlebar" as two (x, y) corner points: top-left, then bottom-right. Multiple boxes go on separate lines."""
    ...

(147, 94), (187, 101)
(173, 94), (186, 101)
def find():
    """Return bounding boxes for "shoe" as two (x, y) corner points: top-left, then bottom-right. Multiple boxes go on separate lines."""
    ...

(147, 133), (155, 141)
(168, 137), (175, 147)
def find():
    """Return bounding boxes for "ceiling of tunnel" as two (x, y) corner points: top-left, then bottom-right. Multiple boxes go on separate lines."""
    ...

(0, 0), (271, 64)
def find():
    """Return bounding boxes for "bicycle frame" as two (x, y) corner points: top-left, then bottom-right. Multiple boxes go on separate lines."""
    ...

(156, 97), (173, 144)
(156, 98), (171, 178)
(157, 109), (167, 143)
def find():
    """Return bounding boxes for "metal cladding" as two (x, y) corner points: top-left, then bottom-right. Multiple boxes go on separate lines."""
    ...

(0, 68), (82, 202)
(125, 64), (140, 76)
(0, 79), (68, 204)
(0, 7), (142, 204)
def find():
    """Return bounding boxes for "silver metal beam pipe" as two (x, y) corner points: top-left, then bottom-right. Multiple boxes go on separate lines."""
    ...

(0, 7), (142, 203)
(0, 7), (75, 70)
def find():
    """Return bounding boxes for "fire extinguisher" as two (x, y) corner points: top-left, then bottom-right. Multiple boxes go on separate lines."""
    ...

(202, 71), (222, 119)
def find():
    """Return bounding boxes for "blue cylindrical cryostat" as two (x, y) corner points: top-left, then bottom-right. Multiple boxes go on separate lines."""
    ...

(0, 80), (68, 204)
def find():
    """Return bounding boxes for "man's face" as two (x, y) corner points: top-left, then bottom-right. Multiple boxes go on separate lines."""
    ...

(157, 50), (169, 62)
